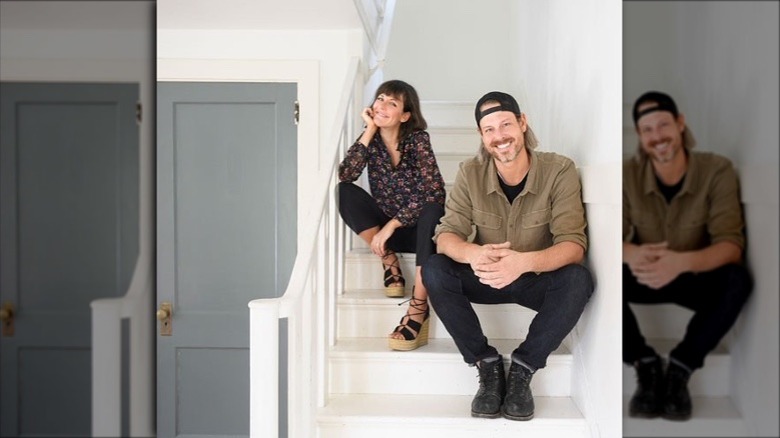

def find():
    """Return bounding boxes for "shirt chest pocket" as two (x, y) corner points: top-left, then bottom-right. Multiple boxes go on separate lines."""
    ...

(474, 209), (502, 229)
(473, 209), (504, 244)
(521, 208), (551, 229)
(678, 210), (708, 229)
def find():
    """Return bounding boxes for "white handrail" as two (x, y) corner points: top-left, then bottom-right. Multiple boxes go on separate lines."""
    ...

(90, 259), (154, 436)
(249, 56), (362, 438)
(353, 0), (397, 74)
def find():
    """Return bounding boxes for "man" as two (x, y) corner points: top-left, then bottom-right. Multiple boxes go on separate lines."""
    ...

(623, 91), (752, 420)
(422, 91), (593, 421)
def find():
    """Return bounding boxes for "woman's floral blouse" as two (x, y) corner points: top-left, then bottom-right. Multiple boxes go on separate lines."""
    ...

(338, 130), (445, 227)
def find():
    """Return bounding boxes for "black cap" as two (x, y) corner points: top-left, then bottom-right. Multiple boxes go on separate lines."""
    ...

(632, 91), (679, 125)
(475, 91), (522, 127)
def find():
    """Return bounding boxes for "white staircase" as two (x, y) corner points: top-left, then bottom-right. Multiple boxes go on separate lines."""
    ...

(622, 304), (748, 437)
(316, 101), (590, 437)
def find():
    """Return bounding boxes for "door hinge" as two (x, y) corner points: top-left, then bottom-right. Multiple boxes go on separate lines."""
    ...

(136, 102), (142, 125)
(294, 100), (300, 125)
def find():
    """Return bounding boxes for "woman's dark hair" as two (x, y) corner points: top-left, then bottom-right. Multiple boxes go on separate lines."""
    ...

(374, 80), (427, 142)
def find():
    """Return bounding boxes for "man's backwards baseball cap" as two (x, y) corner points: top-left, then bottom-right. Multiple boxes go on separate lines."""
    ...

(632, 90), (697, 150)
(632, 91), (679, 125)
(475, 91), (521, 127)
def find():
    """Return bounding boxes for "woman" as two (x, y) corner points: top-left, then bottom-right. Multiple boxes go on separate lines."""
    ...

(338, 80), (445, 351)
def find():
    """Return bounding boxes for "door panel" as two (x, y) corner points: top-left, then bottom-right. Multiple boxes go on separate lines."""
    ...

(0, 82), (139, 437)
(156, 82), (297, 438)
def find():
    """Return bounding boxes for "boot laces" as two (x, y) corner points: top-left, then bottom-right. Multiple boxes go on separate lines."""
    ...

(476, 361), (501, 387)
(507, 364), (531, 395)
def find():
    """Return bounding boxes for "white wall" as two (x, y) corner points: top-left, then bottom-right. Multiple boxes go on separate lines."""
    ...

(511, 2), (623, 438)
(384, 0), (514, 102)
(624, 2), (779, 436)
(386, 1), (623, 437)
(624, 1), (779, 166)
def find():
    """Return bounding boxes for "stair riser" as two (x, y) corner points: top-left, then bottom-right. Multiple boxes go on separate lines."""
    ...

(630, 304), (709, 342)
(429, 128), (481, 155)
(337, 302), (537, 340)
(436, 153), (471, 185)
(330, 358), (572, 396)
(421, 101), (475, 128)
(345, 254), (417, 292)
(622, 356), (731, 397)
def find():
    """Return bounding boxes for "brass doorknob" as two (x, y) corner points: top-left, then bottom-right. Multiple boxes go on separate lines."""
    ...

(1, 302), (14, 336)
(156, 302), (172, 336)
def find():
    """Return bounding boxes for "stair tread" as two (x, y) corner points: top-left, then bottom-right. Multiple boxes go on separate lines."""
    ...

(320, 394), (584, 423)
(346, 248), (415, 258)
(339, 289), (539, 313)
(622, 338), (731, 397)
(331, 337), (571, 358)
(622, 395), (746, 437)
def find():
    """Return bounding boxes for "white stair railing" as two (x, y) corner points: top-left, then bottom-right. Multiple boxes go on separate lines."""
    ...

(248, 57), (362, 438)
(90, 265), (153, 437)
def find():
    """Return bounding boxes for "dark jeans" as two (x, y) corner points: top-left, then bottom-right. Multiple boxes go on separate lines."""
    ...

(422, 254), (593, 369)
(337, 182), (444, 266)
(623, 263), (752, 370)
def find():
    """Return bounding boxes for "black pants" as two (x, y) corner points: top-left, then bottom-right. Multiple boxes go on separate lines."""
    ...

(422, 255), (593, 369)
(623, 263), (752, 370)
(337, 182), (444, 266)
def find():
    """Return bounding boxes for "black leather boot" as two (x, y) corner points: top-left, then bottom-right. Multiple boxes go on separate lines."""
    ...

(628, 355), (664, 418)
(662, 359), (692, 421)
(470, 357), (505, 418)
(502, 361), (534, 421)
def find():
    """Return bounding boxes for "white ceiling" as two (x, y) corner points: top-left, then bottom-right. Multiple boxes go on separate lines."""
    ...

(0, 0), (362, 31)
(158, 0), (362, 30)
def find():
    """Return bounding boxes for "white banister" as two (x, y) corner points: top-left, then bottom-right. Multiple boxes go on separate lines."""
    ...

(249, 299), (281, 438)
(90, 259), (154, 437)
(249, 56), (363, 438)
(90, 299), (122, 437)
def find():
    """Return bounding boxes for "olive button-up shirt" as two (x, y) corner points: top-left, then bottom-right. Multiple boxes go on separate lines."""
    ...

(622, 151), (745, 251)
(434, 150), (588, 252)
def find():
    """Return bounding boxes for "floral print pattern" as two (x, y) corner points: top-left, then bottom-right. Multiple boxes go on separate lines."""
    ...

(338, 130), (445, 227)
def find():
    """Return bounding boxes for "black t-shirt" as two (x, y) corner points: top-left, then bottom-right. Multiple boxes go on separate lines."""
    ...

(656, 174), (686, 203)
(499, 173), (528, 204)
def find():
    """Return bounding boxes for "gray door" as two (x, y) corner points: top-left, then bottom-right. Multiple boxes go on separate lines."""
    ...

(156, 82), (297, 438)
(0, 82), (139, 437)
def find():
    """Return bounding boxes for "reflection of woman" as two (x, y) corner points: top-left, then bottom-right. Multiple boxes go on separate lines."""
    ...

(338, 80), (445, 351)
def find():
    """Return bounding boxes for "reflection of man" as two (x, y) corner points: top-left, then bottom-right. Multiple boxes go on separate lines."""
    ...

(623, 91), (752, 420)
(423, 91), (593, 421)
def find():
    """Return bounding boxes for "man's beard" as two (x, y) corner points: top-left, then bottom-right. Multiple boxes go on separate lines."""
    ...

(646, 138), (677, 164)
(489, 137), (521, 163)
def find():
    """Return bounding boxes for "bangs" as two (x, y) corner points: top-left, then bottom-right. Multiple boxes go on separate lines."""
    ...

(376, 83), (407, 108)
